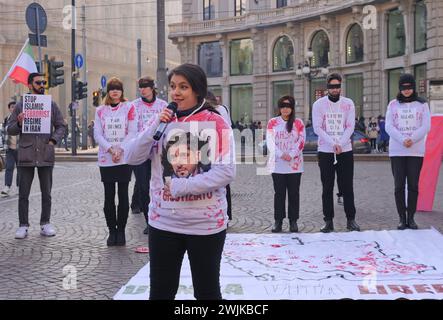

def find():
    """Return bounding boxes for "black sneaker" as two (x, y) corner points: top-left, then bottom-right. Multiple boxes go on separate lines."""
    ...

(131, 207), (141, 214)
(320, 220), (334, 233)
(347, 219), (361, 232)
(143, 226), (149, 234)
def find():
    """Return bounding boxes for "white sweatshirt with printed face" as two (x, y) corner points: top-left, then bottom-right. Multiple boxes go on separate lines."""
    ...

(131, 97), (168, 132)
(94, 102), (137, 167)
(312, 96), (356, 153)
(385, 99), (431, 157)
(123, 109), (236, 236)
(266, 116), (306, 174)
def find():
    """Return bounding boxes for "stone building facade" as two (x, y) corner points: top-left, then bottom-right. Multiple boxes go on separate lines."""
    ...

(168, 0), (443, 125)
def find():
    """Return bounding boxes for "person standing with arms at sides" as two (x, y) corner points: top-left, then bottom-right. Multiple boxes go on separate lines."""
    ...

(367, 117), (379, 152)
(124, 63), (235, 300)
(267, 96), (305, 233)
(385, 74), (430, 230)
(312, 73), (360, 233)
(131, 76), (168, 234)
(1, 101), (19, 197)
(94, 77), (137, 246)
(7, 73), (65, 239)
(206, 91), (233, 222)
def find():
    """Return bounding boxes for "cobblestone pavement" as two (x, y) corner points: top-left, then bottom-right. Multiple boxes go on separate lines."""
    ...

(0, 161), (442, 299)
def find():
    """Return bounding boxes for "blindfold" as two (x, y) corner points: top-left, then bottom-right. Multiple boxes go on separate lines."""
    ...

(399, 84), (415, 91)
(327, 84), (341, 89)
(107, 85), (123, 92)
(279, 102), (293, 108)
(139, 81), (155, 89)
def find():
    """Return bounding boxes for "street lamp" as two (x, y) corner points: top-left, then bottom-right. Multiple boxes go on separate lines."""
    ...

(296, 48), (329, 79)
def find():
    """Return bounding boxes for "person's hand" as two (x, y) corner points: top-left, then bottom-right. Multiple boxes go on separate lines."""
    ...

(334, 144), (342, 155)
(111, 146), (123, 163)
(403, 139), (413, 148)
(281, 153), (292, 161)
(159, 108), (174, 123)
(17, 112), (25, 124)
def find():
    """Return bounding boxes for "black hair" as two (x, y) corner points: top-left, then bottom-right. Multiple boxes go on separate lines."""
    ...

(8, 101), (16, 108)
(28, 72), (44, 85)
(277, 95), (296, 133)
(326, 73), (342, 83)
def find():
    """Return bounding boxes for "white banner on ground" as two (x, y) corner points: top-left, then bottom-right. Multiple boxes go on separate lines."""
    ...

(114, 229), (443, 300)
(22, 94), (52, 134)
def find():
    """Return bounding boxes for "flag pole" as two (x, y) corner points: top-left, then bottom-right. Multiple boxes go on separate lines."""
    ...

(0, 39), (31, 90)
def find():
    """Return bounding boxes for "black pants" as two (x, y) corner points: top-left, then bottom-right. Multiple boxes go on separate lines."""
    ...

(370, 138), (377, 150)
(271, 173), (301, 222)
(18, 166), (53, 226)
(133, 159), (151, 224)
(103, 182), (129, 230)
(226, 184), (232, 220)
(390, 156), (423, 217)
(318, 151), (356, 221)
(149, 226), (226, 300)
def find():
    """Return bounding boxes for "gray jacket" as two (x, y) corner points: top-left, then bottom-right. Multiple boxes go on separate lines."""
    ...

(7, 98), (66, 167)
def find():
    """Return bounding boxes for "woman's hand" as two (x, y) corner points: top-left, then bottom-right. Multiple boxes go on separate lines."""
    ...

(159, 108), (174, 123)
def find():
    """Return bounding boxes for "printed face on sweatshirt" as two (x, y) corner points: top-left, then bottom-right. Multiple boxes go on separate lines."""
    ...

(169, 74), (199, 110)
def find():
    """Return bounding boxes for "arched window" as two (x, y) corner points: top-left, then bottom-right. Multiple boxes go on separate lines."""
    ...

(310, 30), (330, 67)
(273, 36), (294, 72)
(346, 24), (364, 64)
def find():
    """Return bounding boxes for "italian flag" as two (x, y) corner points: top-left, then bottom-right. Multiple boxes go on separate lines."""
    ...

(7, 39), (38, 85)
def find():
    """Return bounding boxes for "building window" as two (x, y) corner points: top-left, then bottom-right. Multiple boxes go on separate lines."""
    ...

(273, 36), (294, 72)
(277, 0), (287, 8)
(414, 64), (427, 96)
(272, 81), (294, 111)
(208, 85), (223, 104)
(203, 0), (214, 20)
(309, 78), (327, 119)
(230, 38), (253, 75)
(346, 24), (364, 64)
(345, 74), (364, 117)
(414, 0), (427, 52)
(198, 42), (223, 78)
(310, 30), (330, 67)
(230, 84), (253, 124)
(234, 0), (246, 16)
(387, 9), (405, 58)
(388, 68), (404, 103)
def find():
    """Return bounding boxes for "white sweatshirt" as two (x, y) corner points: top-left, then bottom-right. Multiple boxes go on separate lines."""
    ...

(94, 102), (137, 167)
(131, 97), (168, 132)
(385, 99), (431, 157)
(123, 109), (236, 235)
(312, 96), (355, 153)
(266, 116), (305, 174)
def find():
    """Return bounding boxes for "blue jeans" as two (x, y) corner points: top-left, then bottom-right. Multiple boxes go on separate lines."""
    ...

(4, 148), (19, 187)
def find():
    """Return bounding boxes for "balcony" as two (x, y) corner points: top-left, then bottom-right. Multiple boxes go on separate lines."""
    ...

(168, 0), (371, 39)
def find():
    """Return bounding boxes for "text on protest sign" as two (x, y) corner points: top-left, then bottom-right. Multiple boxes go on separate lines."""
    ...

(22, 94), (52, 134)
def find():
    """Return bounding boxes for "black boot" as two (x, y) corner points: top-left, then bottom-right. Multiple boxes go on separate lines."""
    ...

(407, 212), (418, 229)
(107, 228), (117, 246)
(271, 220), (283, 233)
(347, 219), (361, 232)
(289, 220), (298, 233)
(397, 213), (407, 230)
(320, 220), (334, 233)
(116, 228), (126, 246)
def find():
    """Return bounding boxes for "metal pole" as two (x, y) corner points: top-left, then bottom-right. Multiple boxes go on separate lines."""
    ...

(71, 0), (77, 155)
(156, 0), (168, 101)
(35, 7), (42, 72)
(81, 4), (88, 150)
(137, 38), (141, 98)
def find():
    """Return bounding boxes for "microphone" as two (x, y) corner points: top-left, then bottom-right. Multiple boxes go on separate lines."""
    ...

(153, 102), (178, 141)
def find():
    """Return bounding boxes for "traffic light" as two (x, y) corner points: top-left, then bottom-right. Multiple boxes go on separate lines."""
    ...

(48, 59), (64, 88)
(74, 80), (88, 100)
(93, 90), (100, 107)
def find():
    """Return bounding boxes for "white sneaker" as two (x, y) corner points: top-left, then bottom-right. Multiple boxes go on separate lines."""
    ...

(0, 186), (10, 197)
(40, 223), (56, 237)
(15, 226), (28, 239)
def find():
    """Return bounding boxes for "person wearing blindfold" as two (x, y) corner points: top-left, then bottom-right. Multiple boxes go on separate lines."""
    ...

(94, 77), (138, 246)
(130, 76), (168, 235)
(6, 73), (66, 239)
(266, 96), (305, 233)
(385, 73), (431, 230)
(312, 73), (360, 233)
